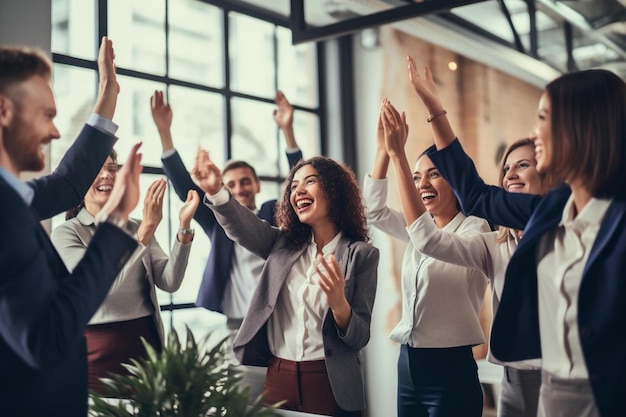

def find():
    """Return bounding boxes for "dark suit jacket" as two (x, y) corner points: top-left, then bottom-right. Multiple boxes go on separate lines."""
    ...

(428, 139), (626, 417)
(208, 196), (379, 411)
(162, 149), (302, 313)
(0, 125), (137, 417)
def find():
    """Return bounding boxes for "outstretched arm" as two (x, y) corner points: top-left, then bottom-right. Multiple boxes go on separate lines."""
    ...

(407, 56), (455, 150)
(0, 144), (141, 369)
(274, 91), (303, 168)
(382, 100), (427, 226)
(30, 37), (120, 219)
(408, 56), (540, 229)
(362, 99), (409, 242)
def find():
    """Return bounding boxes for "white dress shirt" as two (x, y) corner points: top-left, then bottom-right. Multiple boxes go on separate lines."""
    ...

(413, 212), (541, 369)
(537, 195), (612, 379)
(363, 176), (490, 348)
(268, 233), (341, 361)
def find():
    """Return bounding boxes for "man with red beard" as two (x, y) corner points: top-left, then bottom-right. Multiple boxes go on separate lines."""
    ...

(0, 37), (142, 416)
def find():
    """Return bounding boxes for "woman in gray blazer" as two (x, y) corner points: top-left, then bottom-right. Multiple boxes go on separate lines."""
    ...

(193, 150), (379, 417)
(51, 150), (200, 392)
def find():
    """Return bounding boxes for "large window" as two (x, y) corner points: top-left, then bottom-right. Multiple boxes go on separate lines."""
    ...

(51, 0), (323, 339)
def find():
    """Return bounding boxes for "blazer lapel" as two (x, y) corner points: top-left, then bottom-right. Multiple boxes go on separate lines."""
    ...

(584, 198), (626, 275)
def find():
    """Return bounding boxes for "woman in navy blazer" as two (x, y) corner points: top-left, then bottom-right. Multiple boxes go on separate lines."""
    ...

(408, 57), (626, 417)
(193, 150), (379, 416)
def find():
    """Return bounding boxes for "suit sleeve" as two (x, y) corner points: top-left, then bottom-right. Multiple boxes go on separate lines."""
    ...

(0, 193), (137, 369)
(286, 148), (303, 169)
(147, 236), (191, 293)
(29, 125), (116, 220)
(426, 139), (542, 230)
(207, 195), (281, 260)
(162, 150), (220, 235)
(339, 245), (379, 350)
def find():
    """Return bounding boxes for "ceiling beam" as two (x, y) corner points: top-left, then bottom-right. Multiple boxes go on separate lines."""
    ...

(289, 0), (489, 44)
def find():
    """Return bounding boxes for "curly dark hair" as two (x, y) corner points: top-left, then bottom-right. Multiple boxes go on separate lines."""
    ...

(275, 156), (370, 250)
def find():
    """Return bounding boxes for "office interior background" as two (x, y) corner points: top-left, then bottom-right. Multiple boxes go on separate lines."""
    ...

(1, 1), (624, 416)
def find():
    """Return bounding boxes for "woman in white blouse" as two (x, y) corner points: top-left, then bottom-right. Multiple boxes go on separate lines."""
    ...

(363, 99), (491, 417)
(411, 136), (545, 417)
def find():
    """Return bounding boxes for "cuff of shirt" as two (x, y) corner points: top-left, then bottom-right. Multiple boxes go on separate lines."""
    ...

(286, 147), (301, 154)
(87, 113), (119, 135)
(162, 148), (177, 159)
(203, 186), (230, 207)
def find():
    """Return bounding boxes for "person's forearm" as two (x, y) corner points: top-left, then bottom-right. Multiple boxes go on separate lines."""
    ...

(390, 153), (425, 224)
(158, 128), (174, 151)
(93, 80), (118, 121)
(370, 148), (390, 179)
(281, 125), (297, 149)
(427, 111), (457, 150)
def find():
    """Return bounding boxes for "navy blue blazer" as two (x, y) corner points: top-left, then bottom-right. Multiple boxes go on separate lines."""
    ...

(428, 139), (626, 417)
(0, 125), (138, 417)
(162, 150), (302, 314)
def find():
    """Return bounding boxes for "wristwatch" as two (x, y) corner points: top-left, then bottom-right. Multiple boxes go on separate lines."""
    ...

(178, 227), (195, 236)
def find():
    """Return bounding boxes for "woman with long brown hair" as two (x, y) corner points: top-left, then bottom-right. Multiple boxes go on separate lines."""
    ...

(192, 149), (379, 417)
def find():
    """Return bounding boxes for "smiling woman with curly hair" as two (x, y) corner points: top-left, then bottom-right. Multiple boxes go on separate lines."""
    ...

(275, 156), (369, 250)
(193, 150), (379, 416)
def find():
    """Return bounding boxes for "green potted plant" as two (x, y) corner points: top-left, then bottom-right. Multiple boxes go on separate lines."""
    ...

(89, 326), (280, 417)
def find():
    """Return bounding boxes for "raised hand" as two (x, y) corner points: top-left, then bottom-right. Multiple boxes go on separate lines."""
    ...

(273, 90), (294, 130)
(191, 147), (222, 195)
(381, 100), (409, 159)
(137, 178), (166, 244)
(150, 91), (173, 133)
(407, 55), (442, 113)
(150, 90), (175, 151)
(99, 142), (143, 222)
(273, 90), (298, 150)
(179, 190), (200, 228)
(94, 36), (119, 120)
(316, 254), (351, 331)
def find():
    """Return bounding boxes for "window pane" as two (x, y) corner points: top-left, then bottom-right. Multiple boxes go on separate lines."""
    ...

(231, 98), (279, 177)
(52, 0), (96, 59)
(229, 13), (275, 97)
(112, 75), (166, 167)
(168, 86), (226, 167)
(51, 64), (97, 170)
(168, 0), (224, 87)
(277, 26), (319, 108)
(109, 0), (166, 75)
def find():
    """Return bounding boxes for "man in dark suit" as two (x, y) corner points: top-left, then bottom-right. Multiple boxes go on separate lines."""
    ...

(150, 90), (302, 324)
(0, 38), (142, 416)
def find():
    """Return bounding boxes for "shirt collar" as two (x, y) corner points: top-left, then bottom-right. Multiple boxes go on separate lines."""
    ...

(441, 211), (467, 233)
(560, 194), (613, 230)
(76, 207), (96, 226)
(0, 167), (35, 205)
(307, 231), (343, 258)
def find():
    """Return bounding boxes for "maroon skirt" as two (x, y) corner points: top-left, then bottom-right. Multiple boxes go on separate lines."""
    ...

(85, 315), (161, 393)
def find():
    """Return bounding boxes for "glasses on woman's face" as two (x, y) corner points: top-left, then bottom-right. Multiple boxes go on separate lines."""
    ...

(102, 163), (120, 175)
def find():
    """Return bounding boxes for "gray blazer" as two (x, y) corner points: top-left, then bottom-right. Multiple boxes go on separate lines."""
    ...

(51, 208), (192, 342)
(207, 195), (379, 411)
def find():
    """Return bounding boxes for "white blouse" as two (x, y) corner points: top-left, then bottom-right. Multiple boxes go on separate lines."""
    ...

(412, 212), (541, 369)
(363, 176), (490, 348)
